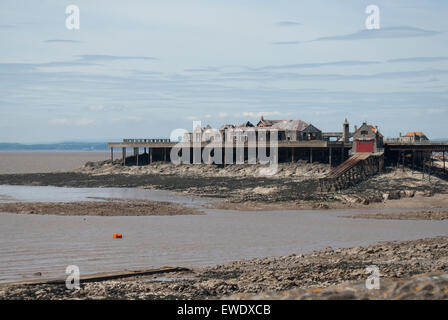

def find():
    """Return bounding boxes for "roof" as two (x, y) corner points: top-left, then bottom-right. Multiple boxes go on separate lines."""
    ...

(404, 131), (426, 137)
(257, 119), (282, 127)
(238, 121), (254, 128)
(220, 124), (235, 130)
(368, 125), (383, 138)
(257, 119), (310, 131)
(354, 123), (383, 138)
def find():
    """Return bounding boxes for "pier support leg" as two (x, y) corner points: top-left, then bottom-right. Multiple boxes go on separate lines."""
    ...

(163, 148), (167, 162)
(291, 148), (295, 163)
(329, 147), (332, 167)
(412, 150), (415, 172)
(122, 147), (126, 166)
(429, 153), (433, 182)
(110, 147), (113, 162)
(341, 147), (344, 163)
(443, 151), (446, 174)
(402, 151), (405, 171)
(422, 156), (425, 180)
(149, 148), (153, 164)
(309, 148), (313, 164)
(223, 148), (226, 167)
(134, 147), (139, 166)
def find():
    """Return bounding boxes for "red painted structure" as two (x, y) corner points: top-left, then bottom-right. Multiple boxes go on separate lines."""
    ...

(355, 139), (374, 153)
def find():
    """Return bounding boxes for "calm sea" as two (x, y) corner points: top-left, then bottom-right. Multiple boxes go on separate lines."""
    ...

(0, 151), (109, 174)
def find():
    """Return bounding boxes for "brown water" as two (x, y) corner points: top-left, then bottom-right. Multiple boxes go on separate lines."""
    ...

(0, 151), (109, 174)
(1, 185), (448, 283)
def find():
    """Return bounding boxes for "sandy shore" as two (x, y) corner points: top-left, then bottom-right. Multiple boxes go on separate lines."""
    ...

(0, 198), (202, 216)
(1, 236), (447, 300)
(346, 210), (448, 220)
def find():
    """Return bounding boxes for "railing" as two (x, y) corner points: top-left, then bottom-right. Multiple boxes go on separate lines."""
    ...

(123, 138), (171, 143)
(385, 141), (448, 145)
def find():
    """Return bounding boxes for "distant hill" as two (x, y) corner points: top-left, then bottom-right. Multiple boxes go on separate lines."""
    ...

(0, 142), (109, 151)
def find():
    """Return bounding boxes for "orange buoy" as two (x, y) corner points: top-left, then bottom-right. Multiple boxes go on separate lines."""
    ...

(113, 233), (123, 239)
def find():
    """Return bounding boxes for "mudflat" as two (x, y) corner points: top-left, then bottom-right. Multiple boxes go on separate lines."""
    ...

(1, 161), (448, 211)
(1, 236), (447, 300)
(0, 198), (202, 216)
(346, 210), (448, 220)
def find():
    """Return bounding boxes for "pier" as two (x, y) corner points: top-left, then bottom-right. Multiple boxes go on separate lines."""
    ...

(107, 139), (352, 166)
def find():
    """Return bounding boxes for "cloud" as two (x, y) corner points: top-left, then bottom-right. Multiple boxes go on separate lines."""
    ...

(387, 57), (448, 63)
(219, 68), (448, 82)
(0, 54), (160, 72)
(49, 118), (95, 126)
(241, 111), (282, 118)
(256, 60), (380, 71)
(78, 55), (158, 62)
(49, 118), (69, 125)
(88, 105), (105, 111)
(273, 26), (441, 45)
(275, 21), (302, 27)
(111, 116), (144, 123)
(74, 119), (95, 126)
(184, 66), (222, 72)
(314, 26), (441, 41)
(271, 41), (302, 45)
(44, 39), (81, 43)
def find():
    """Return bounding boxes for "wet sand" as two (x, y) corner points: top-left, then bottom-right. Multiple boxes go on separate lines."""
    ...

(346, 210), (448, 220)
(0, 198), (202, 216)
(1, 166), (447, 211)
(1, 236), (447, 300)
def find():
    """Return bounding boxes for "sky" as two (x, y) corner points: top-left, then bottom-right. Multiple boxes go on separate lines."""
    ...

(0, 0), (447, 143)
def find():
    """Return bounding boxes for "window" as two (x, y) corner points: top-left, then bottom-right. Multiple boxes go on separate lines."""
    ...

(361, 130), (368, 135)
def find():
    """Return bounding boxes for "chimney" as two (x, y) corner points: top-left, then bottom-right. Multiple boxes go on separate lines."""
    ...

(343, 119), (350, 142)
(260, 115), (264, 121)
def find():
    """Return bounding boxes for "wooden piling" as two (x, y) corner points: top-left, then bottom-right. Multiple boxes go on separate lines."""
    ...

(412, 150), (415, 171)
(402, 151), (405, 171)
(444, 151), (446, 174)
